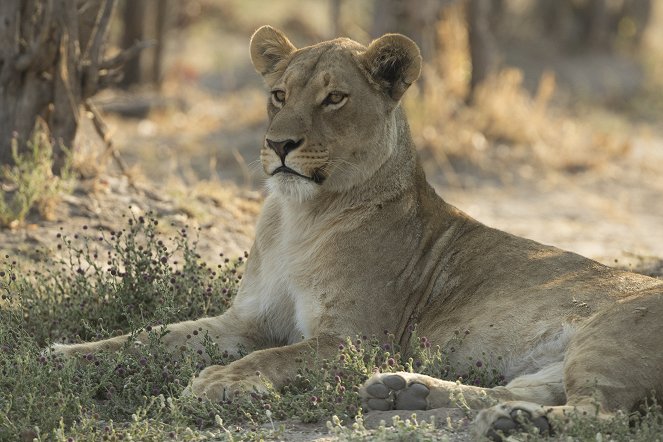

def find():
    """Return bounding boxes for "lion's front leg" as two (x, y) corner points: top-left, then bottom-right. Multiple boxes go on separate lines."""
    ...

(50, 333), (143, 357)
(50, 307), (263, 360)
(186, 334), (340, 401)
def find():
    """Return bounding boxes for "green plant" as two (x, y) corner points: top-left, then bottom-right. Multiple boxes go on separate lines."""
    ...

(15, 212), (242, 345)
(327, 413), (443, 441)
(0, 212), (249, 440)
(0, 128), (73, 228)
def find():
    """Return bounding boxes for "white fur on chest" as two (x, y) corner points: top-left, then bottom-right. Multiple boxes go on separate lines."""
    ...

(236, 209), (324, 344)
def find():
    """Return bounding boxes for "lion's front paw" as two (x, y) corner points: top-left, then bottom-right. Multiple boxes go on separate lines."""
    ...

(361, 372), (431, 411)
(185, 365), (269, 401)
(473, 401), (551, 441)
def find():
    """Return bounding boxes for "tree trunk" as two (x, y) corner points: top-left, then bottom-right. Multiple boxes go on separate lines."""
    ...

(467, 0), (496, 100)
(330, 0), (342, 38)
(119, 0), (168, 89)
(372, 0), (444, 62)
(0, 0), (120, 172)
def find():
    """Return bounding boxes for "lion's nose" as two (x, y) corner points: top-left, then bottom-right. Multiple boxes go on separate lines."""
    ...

(266, 138), (304, 162)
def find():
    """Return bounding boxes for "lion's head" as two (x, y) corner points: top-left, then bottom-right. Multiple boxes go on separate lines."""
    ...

(249, 26), (422, 201)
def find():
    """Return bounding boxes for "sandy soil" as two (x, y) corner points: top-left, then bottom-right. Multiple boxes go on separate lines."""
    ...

(437, 136), (663, 270)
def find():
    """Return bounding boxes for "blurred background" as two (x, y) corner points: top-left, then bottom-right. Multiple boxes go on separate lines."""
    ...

(2, 0), (663, 271)
(94, 0), (663, 183)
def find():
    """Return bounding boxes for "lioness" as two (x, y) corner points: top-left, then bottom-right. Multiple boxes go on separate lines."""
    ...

(54, 26), (663, 439)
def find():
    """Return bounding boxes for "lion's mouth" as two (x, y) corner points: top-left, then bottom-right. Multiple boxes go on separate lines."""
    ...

(272, 166), (326, 184)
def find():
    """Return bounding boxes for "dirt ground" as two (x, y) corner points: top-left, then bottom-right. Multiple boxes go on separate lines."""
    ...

(437, 137), (663, 271)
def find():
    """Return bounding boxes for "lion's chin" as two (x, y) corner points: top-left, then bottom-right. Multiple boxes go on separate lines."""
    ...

(266, 173), (319, 202)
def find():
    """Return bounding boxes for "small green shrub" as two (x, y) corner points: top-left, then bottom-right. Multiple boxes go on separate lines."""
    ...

(16, 212), (242, 345)
(328, 413), (441, 441)
(0, 129), (73, 228)
(0, 212), (247, 440)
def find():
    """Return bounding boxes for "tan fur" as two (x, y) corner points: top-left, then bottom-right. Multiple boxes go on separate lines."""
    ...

(54, 27), (663, 437)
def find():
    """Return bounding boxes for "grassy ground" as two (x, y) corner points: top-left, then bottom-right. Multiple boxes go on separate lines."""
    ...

(1, 211), (662, 441)
(0, 212), (498, 441)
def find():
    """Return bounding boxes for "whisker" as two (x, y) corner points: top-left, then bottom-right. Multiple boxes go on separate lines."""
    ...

(247, 158), (263, 173)
(327, 158), (362, 175)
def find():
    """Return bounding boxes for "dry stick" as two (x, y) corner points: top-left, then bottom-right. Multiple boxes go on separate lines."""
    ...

(84, 99), (139, 192)
(94, 42), (154, 92)
(51, 6), (83, 171)
(100, 40), (154, 70)
(82, 0), (115, 60)
(84, 27), (152, 191)
(83, 0), (117, 99)
(232, 147), (252, 188)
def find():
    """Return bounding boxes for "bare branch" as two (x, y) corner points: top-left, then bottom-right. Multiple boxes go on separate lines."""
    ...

(82, 0), (115, 61)
(82, 0), (116, 98)
(50, 0), (82, 171)
(1, 0), (156, 171)
(14, 52), (35, 72)
(99, 40), (154, 70)
(15, 0), (55, 74)
(84, 99), (136, 189)
(31, 0), (55, 71)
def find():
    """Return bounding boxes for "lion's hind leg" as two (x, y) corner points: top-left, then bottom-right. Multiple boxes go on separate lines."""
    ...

(475, 288), (663, 440)
(470, 361), (593, 440)
(472, 401), (555, 440)
(472, 400), (613, 441)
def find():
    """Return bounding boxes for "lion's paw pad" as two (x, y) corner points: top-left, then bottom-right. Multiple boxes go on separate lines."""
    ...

(362, 373), (430, 411)
(382, 374), (407, 390)
(365, 382), (390, 398)
(476, 403), (551, 441)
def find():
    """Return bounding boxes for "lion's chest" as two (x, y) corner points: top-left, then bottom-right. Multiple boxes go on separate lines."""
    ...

(246, 227), (325, 345)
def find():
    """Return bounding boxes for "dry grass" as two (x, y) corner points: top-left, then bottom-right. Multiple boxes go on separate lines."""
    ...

(405, 5), (634, 185)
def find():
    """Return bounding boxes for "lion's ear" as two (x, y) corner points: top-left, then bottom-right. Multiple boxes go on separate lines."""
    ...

(250, 25), (297, 85)
(361, 34), (422, 101)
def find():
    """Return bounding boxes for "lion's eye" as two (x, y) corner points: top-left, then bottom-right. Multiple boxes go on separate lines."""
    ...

(322, 92), (347, 107)
(271, 90), (286, 107)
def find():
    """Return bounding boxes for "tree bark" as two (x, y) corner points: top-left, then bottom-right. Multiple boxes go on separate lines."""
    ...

(330, 0), (342, 38)
(119, 0), (168, 89)
(0, 0), (120, 172)
(467, 0), (496, 99)
(372, 0), (444, 62)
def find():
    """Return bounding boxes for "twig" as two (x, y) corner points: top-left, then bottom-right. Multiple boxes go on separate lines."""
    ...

(57, 31), (80, 123)
(84, 99), (139, 191)
(232, 147), (253, 188)
(83, 0), (116, 62)
(14, 16), (55, 72)
(83, 0), (117, 98)
(100, 40), (154, 70)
